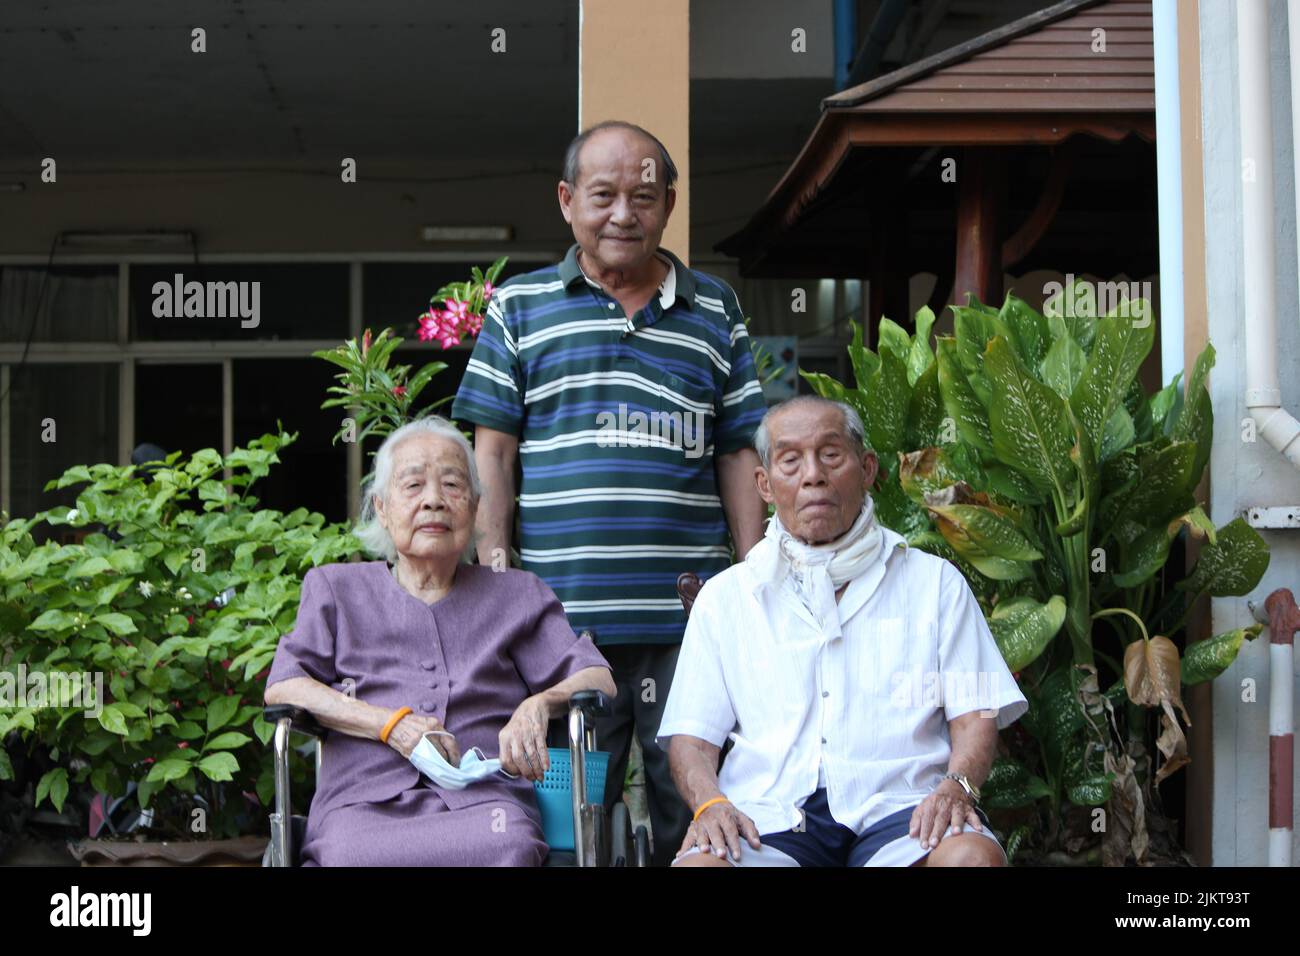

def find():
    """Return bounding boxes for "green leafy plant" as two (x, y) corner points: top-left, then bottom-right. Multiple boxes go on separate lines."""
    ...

(747, 316), (787, 389)
(0, 431), (361, 839)
(315, 258), (506, 459)
(315, 328), (451, 453)
(803, 286), (1269, 864)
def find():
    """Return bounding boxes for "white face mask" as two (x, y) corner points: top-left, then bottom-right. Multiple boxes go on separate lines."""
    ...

(408, 732), (516, 790)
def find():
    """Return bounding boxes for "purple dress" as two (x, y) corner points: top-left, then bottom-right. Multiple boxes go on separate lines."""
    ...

(265, 560), (611, 866)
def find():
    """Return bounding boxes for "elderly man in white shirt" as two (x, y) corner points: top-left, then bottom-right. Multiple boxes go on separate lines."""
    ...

(659, 395), (1028, 867)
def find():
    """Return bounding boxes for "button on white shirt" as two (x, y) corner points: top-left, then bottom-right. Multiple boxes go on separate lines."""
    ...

(656, 524), (1029, 837)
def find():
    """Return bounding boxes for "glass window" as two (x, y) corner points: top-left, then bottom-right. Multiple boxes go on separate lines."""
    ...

(232, 359), (348, 523)
(134, 363), (223, 462)
(0, 266), (119, 343)
(6, 364), (119, 540)
(130, 263), (348, 341)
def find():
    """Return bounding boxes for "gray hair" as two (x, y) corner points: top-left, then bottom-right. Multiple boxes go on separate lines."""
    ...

(753, 395), (871, 468)
(562, 120), (679, 194)
(354, 415), (482, 564)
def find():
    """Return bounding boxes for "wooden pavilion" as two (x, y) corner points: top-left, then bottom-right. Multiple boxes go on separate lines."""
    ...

(717, 0), (1156, 328)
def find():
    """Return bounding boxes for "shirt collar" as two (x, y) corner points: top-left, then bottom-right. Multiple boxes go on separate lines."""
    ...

(557, 242), (696, 309)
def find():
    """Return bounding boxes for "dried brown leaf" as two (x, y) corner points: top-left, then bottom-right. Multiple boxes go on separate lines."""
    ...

(1123, 635), (1191, 724)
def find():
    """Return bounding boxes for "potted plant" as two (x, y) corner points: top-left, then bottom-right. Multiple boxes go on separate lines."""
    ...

(0, 431), (362, 864)
(801, 286), (1269, 865)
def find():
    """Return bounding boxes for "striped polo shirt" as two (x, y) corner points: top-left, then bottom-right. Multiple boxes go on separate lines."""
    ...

(451, 242), (769, 646)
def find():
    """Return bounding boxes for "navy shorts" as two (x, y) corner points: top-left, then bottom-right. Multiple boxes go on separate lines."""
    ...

(759, 788), (994, 867)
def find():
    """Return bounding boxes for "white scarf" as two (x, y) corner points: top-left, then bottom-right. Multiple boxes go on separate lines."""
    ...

(749, 496), (885, 630)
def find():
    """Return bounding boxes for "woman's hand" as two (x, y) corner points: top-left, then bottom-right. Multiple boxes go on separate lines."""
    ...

(387, 713), (460, 765)
(499, 695), (551, 782)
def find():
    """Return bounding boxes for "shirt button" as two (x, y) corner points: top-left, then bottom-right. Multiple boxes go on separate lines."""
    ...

(822, 691), (830, 698)
(421, 659), (437, 670)
(421, 700), (437, 711)
(607, 302), (616, 309)
(821, 737), (827, 744)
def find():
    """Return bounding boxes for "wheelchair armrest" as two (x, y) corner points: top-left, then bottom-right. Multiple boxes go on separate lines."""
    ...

(568, 689), (611, 720)
(263, 705), (328, 739)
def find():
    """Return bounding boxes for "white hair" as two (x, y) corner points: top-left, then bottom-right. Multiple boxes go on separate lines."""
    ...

(753, 395), (870, 468)
(353, 415), (482, 564)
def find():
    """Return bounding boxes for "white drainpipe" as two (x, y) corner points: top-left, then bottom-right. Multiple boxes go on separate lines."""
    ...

(1238, 0), (1300, 869)
(1241, 2), (1300, 472)
(1153, 0), (1185, 388)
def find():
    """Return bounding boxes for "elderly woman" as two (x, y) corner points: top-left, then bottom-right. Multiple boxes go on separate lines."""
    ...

(264, 415), (615, 866)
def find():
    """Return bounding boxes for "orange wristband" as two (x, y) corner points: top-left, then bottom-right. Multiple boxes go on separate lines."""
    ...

(379, 706), (412, 744)
(693, 795), (730, 821)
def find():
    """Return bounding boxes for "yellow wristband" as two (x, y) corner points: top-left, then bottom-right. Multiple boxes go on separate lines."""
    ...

(379, 706), (412, 744)
(693, 796), (730, 821)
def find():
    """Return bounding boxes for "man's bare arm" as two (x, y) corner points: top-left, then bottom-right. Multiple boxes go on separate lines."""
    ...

(472, 425), (519, 566)
(945, 710), (999, 789)
(909, 710), (1000, 848)
(715, 447), (766, 560)
(668, 734), (725, 813)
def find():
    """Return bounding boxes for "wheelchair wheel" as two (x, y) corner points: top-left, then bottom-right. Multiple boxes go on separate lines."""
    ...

(609, 801), (631, 866)
(633, 824), (650, 868)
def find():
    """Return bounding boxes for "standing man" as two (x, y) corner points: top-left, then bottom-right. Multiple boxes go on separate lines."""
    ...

(451, 120), (769, 865)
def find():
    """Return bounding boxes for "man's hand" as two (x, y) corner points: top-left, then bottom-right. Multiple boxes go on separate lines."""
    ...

(909, 779), (983, 850)
(499, 695), (551, 781)
(388, 713), (460, 765)
(679, 800), (762, 862)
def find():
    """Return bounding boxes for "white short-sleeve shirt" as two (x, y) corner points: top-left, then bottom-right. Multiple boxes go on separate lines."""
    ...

(656, 525), (1029, 837)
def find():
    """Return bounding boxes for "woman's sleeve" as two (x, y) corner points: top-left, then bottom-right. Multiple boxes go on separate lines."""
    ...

(266, 567), (340, 688)
(510, 573), (611, 696)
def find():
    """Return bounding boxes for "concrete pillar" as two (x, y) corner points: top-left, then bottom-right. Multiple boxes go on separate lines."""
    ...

(578, 0), (690, 264)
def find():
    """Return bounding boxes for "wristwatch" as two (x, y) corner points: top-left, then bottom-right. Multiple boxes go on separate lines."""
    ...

(940, 772), (980, 803)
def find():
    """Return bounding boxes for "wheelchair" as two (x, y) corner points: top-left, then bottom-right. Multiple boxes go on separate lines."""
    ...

(261, 689), (650, 867)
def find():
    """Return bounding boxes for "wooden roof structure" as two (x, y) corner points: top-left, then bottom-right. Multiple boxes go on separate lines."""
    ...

(717, 0), (1156, 314)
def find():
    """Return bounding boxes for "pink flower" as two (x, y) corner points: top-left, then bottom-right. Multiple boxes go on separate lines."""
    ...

(418, 299), (483, 350)
(418, 310), (442, 342)
(392, 385), (407, 397)
(482, 281), (494, 301)
(362, 328), (372, 355)
(177, 741), (189, 749)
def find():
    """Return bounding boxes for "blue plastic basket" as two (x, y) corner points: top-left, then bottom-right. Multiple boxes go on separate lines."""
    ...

(533, 747), (609, 851)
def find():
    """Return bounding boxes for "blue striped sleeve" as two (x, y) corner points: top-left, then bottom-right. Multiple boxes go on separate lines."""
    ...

(451, 298), (525, 436)
(713, 284), (768, 455)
